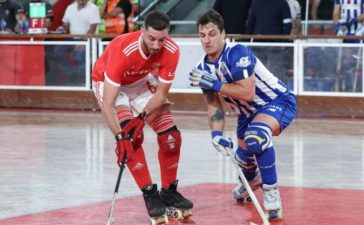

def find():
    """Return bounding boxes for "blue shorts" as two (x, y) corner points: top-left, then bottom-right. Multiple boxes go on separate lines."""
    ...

(237, 92), (297, 139)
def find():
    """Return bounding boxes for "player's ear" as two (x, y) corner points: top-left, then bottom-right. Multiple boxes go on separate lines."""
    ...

(221, 30), (226, 41)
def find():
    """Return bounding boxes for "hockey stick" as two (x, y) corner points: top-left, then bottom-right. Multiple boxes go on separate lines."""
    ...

(226, 147), (270, 225)
(106, 153), (127, 225)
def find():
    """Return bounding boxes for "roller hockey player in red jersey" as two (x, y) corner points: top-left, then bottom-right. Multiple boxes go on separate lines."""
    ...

(92, 10), (193, 224)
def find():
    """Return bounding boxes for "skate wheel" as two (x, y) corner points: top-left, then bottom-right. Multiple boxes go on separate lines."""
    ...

(246, 196), (252, 202)
(265, 208), (283, 221)
(172, 209), (182, 219)
(150, 214), (168, 225)
(236, 196), (252, 204)
(181, 209), (192, 218)
(166, 208), (172, 217)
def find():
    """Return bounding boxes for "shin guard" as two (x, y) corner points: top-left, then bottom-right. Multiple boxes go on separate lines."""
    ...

(126, 146), (152, 189)
(157, 126), (181, 189)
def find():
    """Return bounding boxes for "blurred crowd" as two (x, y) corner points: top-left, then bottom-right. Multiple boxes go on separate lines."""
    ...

(0, 0), (145, 35)
(0, 0), (362, 38)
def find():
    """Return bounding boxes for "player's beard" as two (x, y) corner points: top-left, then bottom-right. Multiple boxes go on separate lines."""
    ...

(142, 37), (159, 56)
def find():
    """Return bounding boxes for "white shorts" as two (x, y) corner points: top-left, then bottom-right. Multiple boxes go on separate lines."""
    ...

(92, 73), (159, 116)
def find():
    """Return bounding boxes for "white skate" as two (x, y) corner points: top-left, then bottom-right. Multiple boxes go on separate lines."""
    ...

(262, 183), (283, 221)
(232, 170), (262, 203)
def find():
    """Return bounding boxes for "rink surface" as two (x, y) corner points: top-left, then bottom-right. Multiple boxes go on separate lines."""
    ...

(0, 109), (363, 225)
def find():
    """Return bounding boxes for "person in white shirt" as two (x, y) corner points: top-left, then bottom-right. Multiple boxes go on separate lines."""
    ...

(57, 0), (100, 34)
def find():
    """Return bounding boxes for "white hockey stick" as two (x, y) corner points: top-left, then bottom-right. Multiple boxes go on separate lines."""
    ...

(106, 155), (127, 225)
(226, 147), (270, 225)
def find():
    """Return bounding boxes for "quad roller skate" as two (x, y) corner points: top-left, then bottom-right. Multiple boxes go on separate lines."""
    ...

(263, 183), (283, 221)
(160, 180), (193, 220)
(142, 184), (168, 225)
(232, 170), (262, 203)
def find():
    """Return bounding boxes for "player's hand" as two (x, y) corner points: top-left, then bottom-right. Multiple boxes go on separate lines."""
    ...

(211, 131), (233, 156)
(189, 69), (223, 92)
(115, 131), (134, 165)
(123, 112), (146, 142)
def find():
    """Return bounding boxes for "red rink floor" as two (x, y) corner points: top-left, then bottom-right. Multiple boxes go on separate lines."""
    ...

(1, 183), (363, 225)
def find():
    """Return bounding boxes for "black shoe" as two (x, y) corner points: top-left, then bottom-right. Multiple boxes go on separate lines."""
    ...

(142, 184), (166, 217)
(160, 180), (193, 209)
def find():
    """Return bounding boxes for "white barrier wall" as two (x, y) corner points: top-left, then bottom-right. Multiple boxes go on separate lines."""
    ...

(0, 37), (363, 97)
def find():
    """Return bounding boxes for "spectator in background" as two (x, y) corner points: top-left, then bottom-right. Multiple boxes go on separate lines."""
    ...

(0, 0), (23, 33)
(312, 0), (334, 20)
(286, 0), (302, 35)
(99, 0), (134, 35)
(246, 0), (292, 84)
(213, 0), (252, 35)
(48, 0), (73, 32)
(333, 0), (364, 92)
(246, 0), (292, 38)
(311, 0), (334, 34)
(57, 0), (100, 34)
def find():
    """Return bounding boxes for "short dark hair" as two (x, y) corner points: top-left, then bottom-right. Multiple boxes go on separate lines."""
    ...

(144, 11), (170, 31)
(196, 9), (224, 32)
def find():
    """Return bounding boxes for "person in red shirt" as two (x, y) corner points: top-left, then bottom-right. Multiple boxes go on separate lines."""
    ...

(92, 10), (193, 223)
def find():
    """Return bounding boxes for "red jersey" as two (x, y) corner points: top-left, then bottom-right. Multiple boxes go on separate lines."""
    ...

(92, 30), (180, 86)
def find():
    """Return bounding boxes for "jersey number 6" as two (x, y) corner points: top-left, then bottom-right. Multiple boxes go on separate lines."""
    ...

(146, 81), (157, 93)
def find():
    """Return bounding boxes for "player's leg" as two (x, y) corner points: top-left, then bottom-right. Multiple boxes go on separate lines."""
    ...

(119, 109), (169, 223)
(233, 144), (262, 202)
(245, 92), (296, 220)
(95, 81), (166, 222)
(243, 118), (282, 220)
(148, 111), (193, 219)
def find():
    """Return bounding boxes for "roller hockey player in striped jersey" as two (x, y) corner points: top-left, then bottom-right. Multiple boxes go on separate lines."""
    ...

(189, 9), (297, 221)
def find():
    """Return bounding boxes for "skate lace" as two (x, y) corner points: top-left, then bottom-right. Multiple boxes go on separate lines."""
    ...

(264, 189), (278, 203)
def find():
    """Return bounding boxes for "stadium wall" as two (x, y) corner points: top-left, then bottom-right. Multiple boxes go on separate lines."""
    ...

(1, 90), (363, 118)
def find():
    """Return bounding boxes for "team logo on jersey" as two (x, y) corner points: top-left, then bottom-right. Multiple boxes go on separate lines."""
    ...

(219, 62), (228, 74)
(236, 56), (251, 68)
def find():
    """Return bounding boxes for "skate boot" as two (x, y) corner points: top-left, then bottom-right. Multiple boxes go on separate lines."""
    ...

(232, 170), (262, 203)
(160, 180), (193, 220)
(263, 183), (283, 221)
(142, 184), (168, 225)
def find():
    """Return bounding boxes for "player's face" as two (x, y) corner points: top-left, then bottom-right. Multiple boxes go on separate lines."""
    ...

(76, 0), (88, 8)
(198, 22), (225, 61)
(141, 27), (169, 56)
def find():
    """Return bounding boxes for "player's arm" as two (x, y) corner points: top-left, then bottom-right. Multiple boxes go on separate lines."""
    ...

(102, 80), (122, 136)
(87, 23), (98, 34)
(189, 70), (255, 101)
(203, 89), (224, 131)
(332, 3), (341, 23)
(202, 89), (233, 155)
(220, 76), (255, 102)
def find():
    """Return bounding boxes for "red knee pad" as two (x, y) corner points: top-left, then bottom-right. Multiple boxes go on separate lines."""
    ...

(157, 129), (181, 154)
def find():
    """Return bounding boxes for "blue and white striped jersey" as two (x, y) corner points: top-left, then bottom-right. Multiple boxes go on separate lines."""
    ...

(335, 0), (364, 35)
(195, 42), (289, 119)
